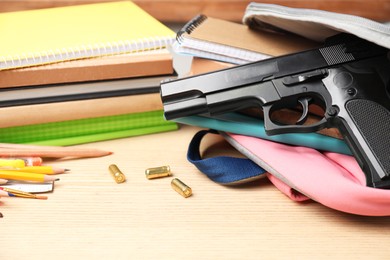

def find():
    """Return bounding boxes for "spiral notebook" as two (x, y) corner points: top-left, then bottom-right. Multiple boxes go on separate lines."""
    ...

(0, 1), (176, 70)
(174, 15), (318, 64)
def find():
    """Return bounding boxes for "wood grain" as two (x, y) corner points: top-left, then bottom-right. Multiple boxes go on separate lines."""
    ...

(0, 125), (390, 259)
(0, 0), (388, 22)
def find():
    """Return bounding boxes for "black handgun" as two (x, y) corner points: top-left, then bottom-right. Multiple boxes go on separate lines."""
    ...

(160, 34), (390, 189)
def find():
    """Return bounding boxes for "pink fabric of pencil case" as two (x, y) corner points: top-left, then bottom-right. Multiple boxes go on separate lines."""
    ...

(222, 132), (390, 216)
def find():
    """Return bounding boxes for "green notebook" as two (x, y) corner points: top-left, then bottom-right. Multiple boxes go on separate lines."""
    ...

(0, 110), (178, 146)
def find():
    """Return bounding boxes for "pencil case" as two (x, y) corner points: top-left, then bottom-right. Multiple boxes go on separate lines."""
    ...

(175, 112), (351, 155)
(243, 2), (390, 49)
(187, 129), (390, 216)
(223, 131), (390, 216)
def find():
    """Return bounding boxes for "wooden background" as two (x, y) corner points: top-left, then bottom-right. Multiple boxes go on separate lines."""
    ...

(1, 125), (390, 259)
(0, 0), (389, 22)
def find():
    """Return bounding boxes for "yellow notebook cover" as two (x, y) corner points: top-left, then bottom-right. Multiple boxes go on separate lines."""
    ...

(0, 1), (176, 70)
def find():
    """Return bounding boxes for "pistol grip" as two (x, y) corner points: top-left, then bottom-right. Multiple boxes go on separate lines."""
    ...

(342, 99), (390, 188)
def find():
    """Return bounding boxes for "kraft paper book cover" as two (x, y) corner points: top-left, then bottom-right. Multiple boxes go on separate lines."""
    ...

(0, 1), (176, 70)
(0, 49), (174, 88)
(0, 93), (165, 128)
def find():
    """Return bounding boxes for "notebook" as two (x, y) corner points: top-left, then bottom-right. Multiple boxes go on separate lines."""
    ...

(0, 49), (174, 88)
(0, 72), (177, 107)
(0, 1), (176, 70)
(0, 110), (178, 146)
(190, 57), (234, 75)
(174, 15), (319, 64)
(0, 93), (165, 128)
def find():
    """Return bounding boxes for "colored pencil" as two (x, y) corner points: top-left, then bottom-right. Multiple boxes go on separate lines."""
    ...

(22, 166), (69, 174)
(0, 148), (112, 158)
(0, 142), (112, 157)
(0, 166), (69, 174)
(0, 187), (47, 199)
(0, 170), (59, 182)
(0, 159), (26, 168)
(0, 157), (43, 166)
(0, 142), (80, 150)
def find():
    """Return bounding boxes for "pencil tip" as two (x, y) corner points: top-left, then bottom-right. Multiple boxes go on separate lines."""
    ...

(55, 178), (60, 181)
(64, 169), (71, 172)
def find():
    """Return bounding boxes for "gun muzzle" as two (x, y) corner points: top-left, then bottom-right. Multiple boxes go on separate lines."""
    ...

(163, 97), (208, 120)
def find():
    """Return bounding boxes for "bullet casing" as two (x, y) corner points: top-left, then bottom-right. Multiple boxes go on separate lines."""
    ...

(145, 165), (171, 179)
(171, 178), (192, 198)
(108, 164), (126, 183)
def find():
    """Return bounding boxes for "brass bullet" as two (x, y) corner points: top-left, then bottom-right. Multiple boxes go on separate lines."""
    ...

(171, 178), (192, 198)
(108, 164), (126, 183)
(145, 165), (171, 179)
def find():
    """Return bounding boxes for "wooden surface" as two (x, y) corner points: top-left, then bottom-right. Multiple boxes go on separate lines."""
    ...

(1, 125), (390, 259)
(0, 0), (389, 22)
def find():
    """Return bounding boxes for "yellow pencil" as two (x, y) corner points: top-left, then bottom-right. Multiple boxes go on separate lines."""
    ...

(15, 166), (69, 174)
(0, 159), (26, 168)
(0, 170), (59, 182)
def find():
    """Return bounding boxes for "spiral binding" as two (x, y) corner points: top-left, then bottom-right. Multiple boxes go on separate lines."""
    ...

(0, 35), (175, 70)
(176, 14), (208, 43)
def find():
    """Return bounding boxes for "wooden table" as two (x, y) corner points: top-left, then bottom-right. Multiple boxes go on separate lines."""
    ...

(1, 125), (389, 259)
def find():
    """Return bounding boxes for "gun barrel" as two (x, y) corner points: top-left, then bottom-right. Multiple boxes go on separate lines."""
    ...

(163, 97), (208, 120)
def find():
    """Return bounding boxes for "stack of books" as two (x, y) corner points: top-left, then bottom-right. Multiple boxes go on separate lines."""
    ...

(0, 1), (178, 145)
(173, 14), (319, 64)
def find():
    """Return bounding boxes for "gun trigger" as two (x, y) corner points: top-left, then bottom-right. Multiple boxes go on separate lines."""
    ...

(296, 97), (311, 125)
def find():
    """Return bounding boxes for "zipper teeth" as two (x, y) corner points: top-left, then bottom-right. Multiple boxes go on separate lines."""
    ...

(246, 3), (390, 34)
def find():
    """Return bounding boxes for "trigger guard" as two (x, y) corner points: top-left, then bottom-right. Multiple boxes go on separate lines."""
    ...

(263, 104), (328, 135)
(263, 105), (284, 135)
